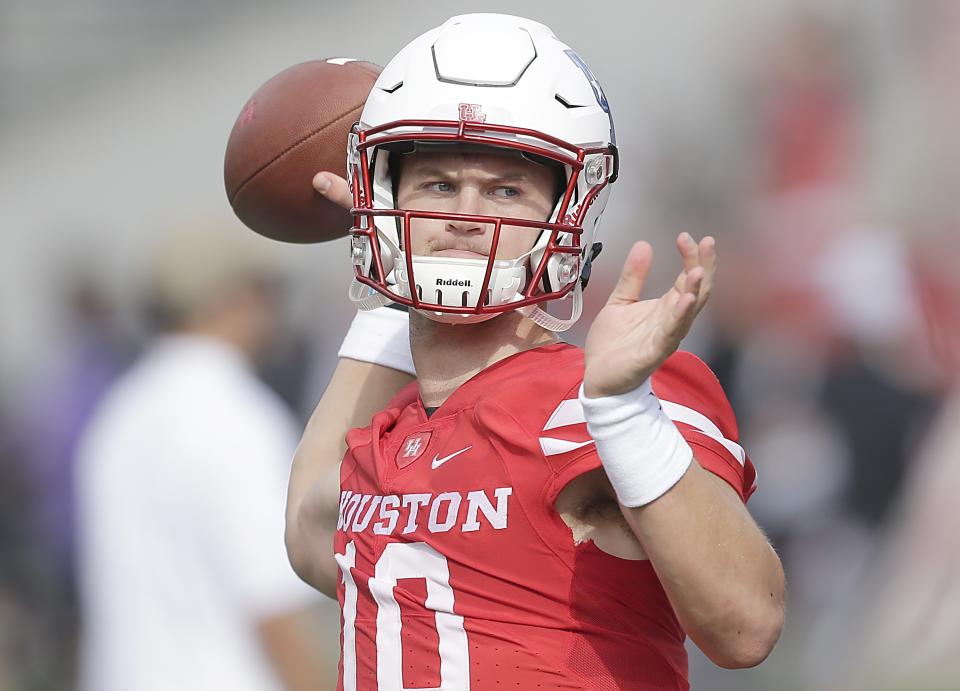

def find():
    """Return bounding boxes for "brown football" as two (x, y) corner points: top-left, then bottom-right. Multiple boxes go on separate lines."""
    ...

(224, 59), (381, 243)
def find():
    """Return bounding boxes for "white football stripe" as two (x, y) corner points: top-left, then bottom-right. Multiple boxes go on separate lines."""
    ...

(543, 398), (587, 431)
(659, 400), (746, 466)
(540, 396), (746, 466)
(539, 437), (594, 457)
(326, 57), (360, 65)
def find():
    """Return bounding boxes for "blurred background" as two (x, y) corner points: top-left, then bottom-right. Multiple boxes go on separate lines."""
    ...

(2, 0), (959, 689)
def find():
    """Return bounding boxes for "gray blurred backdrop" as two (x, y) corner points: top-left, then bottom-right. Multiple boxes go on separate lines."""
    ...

(3, 0), (960, 689)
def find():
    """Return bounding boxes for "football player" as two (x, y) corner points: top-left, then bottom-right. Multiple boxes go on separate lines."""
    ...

(286, 14), (785, 690)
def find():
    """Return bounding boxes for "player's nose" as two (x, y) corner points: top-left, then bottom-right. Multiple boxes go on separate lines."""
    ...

(445, 188), (487, 235)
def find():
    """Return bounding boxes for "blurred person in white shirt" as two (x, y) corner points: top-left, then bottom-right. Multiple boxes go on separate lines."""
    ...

(76, 222), (332, 691)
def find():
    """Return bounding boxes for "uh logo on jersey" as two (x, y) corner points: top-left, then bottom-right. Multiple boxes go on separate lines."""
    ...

(397, 431), (432, 468)
(397, 430), (473, 471)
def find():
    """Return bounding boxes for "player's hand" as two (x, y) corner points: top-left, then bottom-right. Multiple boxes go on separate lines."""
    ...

(583, 233), (715, 398)
(313, 171), (352, 210)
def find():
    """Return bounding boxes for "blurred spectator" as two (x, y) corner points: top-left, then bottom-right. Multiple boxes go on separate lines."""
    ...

(753, 10), (861, 196)
(0, 417), (36, 691)
(15, 272), (133, 588)
(75, 222), (333, 691)
(12, 276), (134, 593)
(807, 225), (960, 689)
(1, 269), (135, 689)
(809, 385), (960, 690)
(709, 10), (938, 552)
(687, 10), (942, 688)
(807, 4), (960, 684)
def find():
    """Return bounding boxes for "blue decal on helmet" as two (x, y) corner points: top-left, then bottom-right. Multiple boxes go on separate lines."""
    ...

(563, 49), (615, 144)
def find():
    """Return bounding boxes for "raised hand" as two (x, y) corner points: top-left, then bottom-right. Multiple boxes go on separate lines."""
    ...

(583, 233), (716, 398)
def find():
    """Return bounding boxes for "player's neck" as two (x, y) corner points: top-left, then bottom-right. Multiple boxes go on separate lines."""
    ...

(409, 310), (559, 408)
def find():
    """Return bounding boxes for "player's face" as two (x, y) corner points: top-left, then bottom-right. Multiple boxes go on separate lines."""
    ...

(395, 150), (558, 260)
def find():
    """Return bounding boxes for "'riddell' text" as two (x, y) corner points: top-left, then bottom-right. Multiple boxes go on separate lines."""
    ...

(337, 488), (512, 535)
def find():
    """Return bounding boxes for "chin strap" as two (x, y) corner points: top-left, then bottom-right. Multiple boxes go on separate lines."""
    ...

(516, 282), (583, 332)
(349, 278), (394, 311)
(350, 276), (585, 332)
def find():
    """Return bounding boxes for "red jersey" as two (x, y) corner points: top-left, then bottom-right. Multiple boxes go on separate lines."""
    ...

(335, 343), (755, 690)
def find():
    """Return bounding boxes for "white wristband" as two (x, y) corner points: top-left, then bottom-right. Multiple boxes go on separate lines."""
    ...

(337, 308), (415, 375)
(579, 379), (693, 507)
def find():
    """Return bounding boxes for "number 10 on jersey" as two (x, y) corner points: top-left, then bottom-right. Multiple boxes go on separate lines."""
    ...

(337, 540), (471, 690)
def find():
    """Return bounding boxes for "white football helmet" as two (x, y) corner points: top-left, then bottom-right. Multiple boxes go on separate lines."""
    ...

(347, 13), (618, 331)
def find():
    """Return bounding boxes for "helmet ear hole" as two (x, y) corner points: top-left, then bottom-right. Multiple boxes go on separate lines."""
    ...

(541, 260), (553, 293)
(580, 242), (603, 290)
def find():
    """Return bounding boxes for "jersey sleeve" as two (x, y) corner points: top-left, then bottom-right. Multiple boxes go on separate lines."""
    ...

(538, 380), (604, 504)
(651, 351), (756, 502)
(540, 352), (756, 503)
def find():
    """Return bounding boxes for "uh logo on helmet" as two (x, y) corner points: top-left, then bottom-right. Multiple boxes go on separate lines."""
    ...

(346, 13), (618, 332)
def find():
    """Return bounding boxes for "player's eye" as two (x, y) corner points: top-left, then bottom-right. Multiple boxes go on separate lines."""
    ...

(491, 186), (520, 199)
(425, 181), (454, 193)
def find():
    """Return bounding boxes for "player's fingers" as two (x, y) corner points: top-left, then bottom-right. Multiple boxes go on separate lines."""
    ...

(607, 241), (653, 305)
(677, 232), (700, 273)
(670, 250), (702, 294)
(684, 266), (704, 300)
(669, 267), (703, 329)
(671, 291), (699, 323)
(313, 172), (353, 210)
(698, 236), (717, 303)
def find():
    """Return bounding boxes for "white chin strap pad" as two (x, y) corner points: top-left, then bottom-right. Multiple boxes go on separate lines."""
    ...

(395, 255), (526, 311)
(349, 251), (584, 332)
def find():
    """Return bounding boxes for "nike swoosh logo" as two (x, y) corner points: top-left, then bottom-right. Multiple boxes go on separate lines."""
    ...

(431, 445), (473, 469)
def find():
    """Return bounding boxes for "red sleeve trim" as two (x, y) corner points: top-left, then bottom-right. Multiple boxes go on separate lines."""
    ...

(683, 433), (756, 503)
